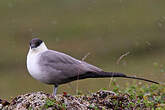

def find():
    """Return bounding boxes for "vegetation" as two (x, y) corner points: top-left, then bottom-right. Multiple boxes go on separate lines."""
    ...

(43, 82), (165, 109)
(42, 83), (165, 109)
(110, 81), (165, 109)
(1, 81), (164, 109)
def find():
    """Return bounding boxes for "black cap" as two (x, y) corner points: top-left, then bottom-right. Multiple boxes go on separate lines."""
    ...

(29, 38), (43, 49)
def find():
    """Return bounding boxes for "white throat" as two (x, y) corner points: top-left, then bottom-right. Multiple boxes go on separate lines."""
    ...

(27, 42), (48, 82)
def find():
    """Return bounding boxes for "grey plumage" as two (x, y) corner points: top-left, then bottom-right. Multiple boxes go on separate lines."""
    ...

(37, 50), (159, 85)
(38, 50), (102, 85)
(27, 38), (159, 96)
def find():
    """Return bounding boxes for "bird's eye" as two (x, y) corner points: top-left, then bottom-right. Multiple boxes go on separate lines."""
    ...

(35, 40), (42, 47)
(35, 42), (40, 47)
(29, 38), (43, 48)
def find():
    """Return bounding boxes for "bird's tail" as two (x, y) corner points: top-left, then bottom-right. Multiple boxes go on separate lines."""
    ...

(83, 71), (159, 84)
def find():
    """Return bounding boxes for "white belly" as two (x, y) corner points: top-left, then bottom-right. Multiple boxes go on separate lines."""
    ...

(26, 51), (47, 83)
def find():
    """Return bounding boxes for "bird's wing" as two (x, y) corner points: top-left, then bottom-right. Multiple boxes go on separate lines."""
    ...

(38, 50), (159, 85)
(39, 50), (102, 78)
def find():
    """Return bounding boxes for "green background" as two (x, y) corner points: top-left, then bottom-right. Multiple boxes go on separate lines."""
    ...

(0, 0), (165, 99)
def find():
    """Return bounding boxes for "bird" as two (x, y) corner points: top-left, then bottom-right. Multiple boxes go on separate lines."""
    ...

(26, 38), (159, 96)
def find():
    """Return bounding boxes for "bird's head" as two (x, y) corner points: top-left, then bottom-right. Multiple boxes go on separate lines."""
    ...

(29, 38), (48, 53)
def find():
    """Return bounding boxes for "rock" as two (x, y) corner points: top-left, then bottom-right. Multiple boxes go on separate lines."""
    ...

(0, 98), (10, 110)
(9, 91), (48, 110)
(0, 89), (163, 109)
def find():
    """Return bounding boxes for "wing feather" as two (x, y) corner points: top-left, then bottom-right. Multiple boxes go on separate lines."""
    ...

(38, 50), (102, 84)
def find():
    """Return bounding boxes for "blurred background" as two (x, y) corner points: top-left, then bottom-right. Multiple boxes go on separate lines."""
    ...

(0, 0), (165, 100)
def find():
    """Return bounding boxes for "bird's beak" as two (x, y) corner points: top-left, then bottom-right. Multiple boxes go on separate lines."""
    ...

(30, 44), (36, 49)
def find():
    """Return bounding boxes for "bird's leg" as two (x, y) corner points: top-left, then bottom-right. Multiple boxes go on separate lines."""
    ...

(53, 85), (58, 96)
